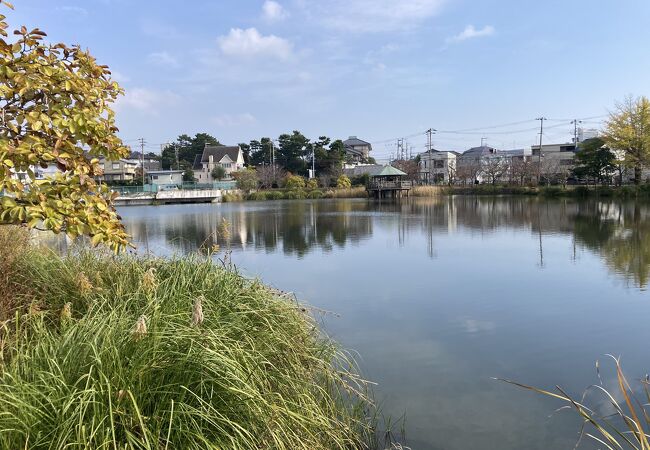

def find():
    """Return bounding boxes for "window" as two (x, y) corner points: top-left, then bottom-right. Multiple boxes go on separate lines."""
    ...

(560, 145), (576, 153)
(112, 162), (120, 170)
(222, 163), (232, 169)
(152, 175), (158, 180)
(434, 160), (444, 168)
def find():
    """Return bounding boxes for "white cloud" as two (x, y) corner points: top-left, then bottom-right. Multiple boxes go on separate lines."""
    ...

(115, 88), (180, 116)
(211, 113), (257, 127)
(315, 0), (447, 32)
(262, 0), (289, 21)
(217, 28), (293, 60)
(447, 25), (495, 43)
(110, 71), (130, 83)
(146, 51), (179, 68)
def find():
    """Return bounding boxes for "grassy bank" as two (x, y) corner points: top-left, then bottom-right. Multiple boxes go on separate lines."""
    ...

(0, 227), (374, 449)
(223, 187), (368, 202)
(411, 184), (650, 198)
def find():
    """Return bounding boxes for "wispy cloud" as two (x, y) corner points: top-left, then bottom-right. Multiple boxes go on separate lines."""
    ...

(212, 113), (257, 127)
(313, 0), (447, 32)
(447, 25), (495, 43)
(115, 88), (180, 116)
(217, 28), (293, 60)
(262, 0), (289, 22)
(56, 6), (88, 16)
(146, 51), (179, 68)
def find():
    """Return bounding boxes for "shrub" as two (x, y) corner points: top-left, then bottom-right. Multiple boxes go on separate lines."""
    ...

(266, 190), (286, 200)
(306, 190), (324, 199)
(285, 175), (306, 190)
(246, 191), (267, 201)
(540, 186), (567, 197)
(306, 178), (319, 190)
(233, 168), (259, 191)
(336, 175), (352, 189)
(222, 192), (244, 202)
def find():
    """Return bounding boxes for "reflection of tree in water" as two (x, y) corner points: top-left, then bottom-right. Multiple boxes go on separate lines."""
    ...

(123, 197), (650, 289)
(150, 201), (374, 258)
(572, 202), (650, 288)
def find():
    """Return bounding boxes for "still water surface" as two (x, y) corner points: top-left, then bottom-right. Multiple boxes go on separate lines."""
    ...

(119, 197), (650, 449)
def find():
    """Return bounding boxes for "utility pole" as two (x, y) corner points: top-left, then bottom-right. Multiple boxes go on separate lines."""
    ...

(311, 146), (316, 179)
(138, 137), (146, 187)
(426, 128), (436, 185)
(397, 138), (404, 161)
(536, 117), (546, 183)
(571, 119), (583, 147)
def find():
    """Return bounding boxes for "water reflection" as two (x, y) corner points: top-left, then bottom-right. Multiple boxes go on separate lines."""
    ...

(121, 198), (650, 289)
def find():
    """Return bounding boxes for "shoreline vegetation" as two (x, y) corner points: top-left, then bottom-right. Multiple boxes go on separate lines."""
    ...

(0, 227), (384, 449)
(222, 184), (650, 203)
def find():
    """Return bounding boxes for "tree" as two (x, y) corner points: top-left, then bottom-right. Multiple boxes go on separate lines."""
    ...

(182, 169), (195, 182)
(603, 96), (650, 185)
(336, 175), (351, 189)
(238, 142), (251, 166)
(306, 178), (318, 190)
(211, 166), (226, 181)
(0, 4), (129, 251)
(285, 174), (306, 190)
(482, 157), (507, 185)
(278, 131), (310, 175)
(509, 158), (536, 185)
(257, 164), (284, 189)
(572, 138), (617, 184)
(392, 159), (419, 182)
(232, 168), (258, 191)
(162, 133), (220, 170)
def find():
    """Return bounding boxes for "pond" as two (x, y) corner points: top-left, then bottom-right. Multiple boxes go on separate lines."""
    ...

(118, 197), (650, 449)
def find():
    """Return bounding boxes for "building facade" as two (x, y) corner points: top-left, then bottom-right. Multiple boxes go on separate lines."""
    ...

(419, 150), (458, 184)
(97, 159), (138, 182)
(147, 170), (184, 185)
(343, 136), (372, 163)
(192, 145), (245, 183)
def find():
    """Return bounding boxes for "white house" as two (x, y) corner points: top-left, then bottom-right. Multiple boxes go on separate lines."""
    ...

(192, 145), (245, 183)
(419, 150), (458, 184)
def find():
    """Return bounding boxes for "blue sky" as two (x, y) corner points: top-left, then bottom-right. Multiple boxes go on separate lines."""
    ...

(9, 0), (650, 161)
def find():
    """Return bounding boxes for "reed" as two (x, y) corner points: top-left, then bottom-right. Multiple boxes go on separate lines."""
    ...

(0, 241), (375, 449)
(501, 356), (650, 449)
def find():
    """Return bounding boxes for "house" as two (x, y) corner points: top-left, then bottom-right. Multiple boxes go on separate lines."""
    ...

(192, 145), (245, 183)
(456, 146), (509, 184)
(419, 150), (458, 184)
(147, 170), (184, 185)
(531, 143), (577, 169)
(126, 158), (161, 172)
(97, 159), (138, 182)
(343, 136), (372, 163)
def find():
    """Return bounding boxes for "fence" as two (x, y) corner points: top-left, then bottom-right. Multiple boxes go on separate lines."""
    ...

(110, 181), (237, 195)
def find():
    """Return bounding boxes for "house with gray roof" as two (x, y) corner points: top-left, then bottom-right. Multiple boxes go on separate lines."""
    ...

(343, 136), (372, 163)
(193, 145), (244, 182)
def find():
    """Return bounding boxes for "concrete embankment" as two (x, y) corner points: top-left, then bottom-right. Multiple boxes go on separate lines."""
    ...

(115, 189), (225, 206)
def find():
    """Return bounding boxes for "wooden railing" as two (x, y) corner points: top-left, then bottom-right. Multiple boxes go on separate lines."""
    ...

(368, 180), (413, 190)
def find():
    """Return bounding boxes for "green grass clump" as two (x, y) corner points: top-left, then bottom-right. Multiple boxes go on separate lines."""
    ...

(0, 244), (373, 449)
(222, 191), (245, 202)
(246, 191), (268, 201)
(266, 190), (286, 200)
(306, 190), (324, 199)
(284, 189), (307, 200)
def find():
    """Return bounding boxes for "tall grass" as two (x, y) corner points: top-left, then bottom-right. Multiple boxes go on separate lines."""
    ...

(0, 239), (376, 449)
(410, 186), (444, 197)
(501, 356), (650, 449)
(323, 187), (368, 199)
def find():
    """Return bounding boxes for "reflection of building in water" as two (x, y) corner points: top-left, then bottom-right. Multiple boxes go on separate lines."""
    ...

(122, 197), (650, 289)
(123, 201), (375, 258)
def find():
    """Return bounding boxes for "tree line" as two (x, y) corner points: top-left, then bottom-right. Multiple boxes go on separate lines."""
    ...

(160, 131), (375, 182)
